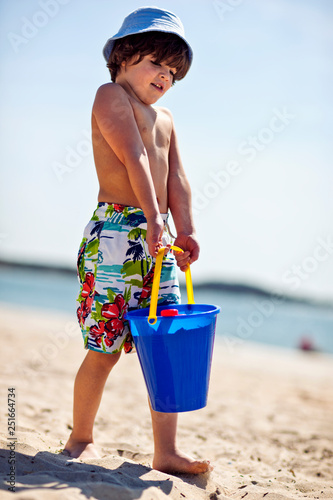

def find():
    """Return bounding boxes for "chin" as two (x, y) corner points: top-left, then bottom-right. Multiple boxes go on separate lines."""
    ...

(143, 97), (160, 105)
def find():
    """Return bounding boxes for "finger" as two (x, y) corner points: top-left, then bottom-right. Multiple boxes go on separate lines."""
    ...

(163, 243), (171, 256)
(176, 259), (190, 272)
(176, 256), (190, 267)
(175, 250), (190, 261)
(189, 247), (200, 264)
(172, 247), (184, 256)
(177, 260), (190, 271)
(150, 242), (160, 258)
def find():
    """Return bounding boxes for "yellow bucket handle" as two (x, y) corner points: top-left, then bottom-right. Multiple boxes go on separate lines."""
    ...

(148, 245), (195, 325)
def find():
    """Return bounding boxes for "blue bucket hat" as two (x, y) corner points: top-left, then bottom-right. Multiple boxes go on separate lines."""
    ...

(103, 6), (193, 66)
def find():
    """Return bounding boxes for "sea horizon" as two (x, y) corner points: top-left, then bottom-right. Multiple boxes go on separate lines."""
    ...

(1, 258), (333, 354)
(1, 257), (332, 309)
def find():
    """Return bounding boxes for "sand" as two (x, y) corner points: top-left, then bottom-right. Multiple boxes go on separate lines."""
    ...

(0, 303), (332, 499)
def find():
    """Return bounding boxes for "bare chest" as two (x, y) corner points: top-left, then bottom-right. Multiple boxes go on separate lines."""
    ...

(130, 101), (171, 156)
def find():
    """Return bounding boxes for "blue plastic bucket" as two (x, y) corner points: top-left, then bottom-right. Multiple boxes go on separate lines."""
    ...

(125, 245), (220, 412)
(126, 302), (220, 412)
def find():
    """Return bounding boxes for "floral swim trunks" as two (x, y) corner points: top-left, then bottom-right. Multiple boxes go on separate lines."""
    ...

(76, 202), (181, 354)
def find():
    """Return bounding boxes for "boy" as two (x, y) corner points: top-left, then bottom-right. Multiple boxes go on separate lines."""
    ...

(64, 7), (209, 474)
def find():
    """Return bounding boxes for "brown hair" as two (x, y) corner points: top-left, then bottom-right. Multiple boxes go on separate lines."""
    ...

(107, 31), (191, 84)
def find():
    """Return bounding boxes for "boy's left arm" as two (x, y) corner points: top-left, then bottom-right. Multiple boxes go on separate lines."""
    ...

(167, 114), (200, 271)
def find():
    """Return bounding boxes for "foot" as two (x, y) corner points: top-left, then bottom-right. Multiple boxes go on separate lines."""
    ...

(152, 449), (212, 475)
(62, 439), (100, 459)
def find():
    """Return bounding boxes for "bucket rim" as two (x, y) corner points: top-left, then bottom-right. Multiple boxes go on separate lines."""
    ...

(125, 303), (220, 321)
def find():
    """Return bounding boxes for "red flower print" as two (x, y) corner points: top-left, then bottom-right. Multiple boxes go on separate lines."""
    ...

(85, 294), (95, 312)
(114, 294), (129, 317)
(101, 293), (129, 337)
(101, 303), (119, 319)
(102, 294), (128, 320)
(89, 321), (105, 346)
(138, 266), (155, 304)
(81, 272), (95, 298)
(123, 335), (133, 353)
(77, 299), (92, 327)
(77, 273), (96, 326)
(139, 285), (151, 303)
(77, 301), (85, 325)
(104, 336), (114, 348)
(105, 318), (124, 336)
(104, 326), (118, 347)
(114, 204), (125, 213)
(104, 324), (118, 339)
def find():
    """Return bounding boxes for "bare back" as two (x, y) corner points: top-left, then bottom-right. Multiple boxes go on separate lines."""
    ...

(92, 83), (172, 213)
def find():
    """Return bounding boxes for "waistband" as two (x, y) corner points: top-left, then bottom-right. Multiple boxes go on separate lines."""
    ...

(92, 202), (169, 227)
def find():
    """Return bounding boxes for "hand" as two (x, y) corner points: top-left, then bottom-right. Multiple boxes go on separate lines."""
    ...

(146, 215), (165, 257)
(173, 233), (200, 272)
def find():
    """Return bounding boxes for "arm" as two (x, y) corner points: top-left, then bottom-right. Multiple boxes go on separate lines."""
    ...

(167, 114), (200, 271)
(92, 84), (164, 257)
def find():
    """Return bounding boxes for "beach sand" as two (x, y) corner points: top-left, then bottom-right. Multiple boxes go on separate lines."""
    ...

(0, 303), (332, 499)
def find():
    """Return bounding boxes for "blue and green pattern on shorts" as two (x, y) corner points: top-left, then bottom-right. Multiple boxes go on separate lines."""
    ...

(76, 203), (181, 354)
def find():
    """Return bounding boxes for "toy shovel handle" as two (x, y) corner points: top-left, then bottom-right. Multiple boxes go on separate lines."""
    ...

(148, 245), (195, 325)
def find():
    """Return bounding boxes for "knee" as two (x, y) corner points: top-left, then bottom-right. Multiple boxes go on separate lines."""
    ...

(100, 351), (121, 372)
(106, 351), (121, 369)
(86, 350), (121, 373)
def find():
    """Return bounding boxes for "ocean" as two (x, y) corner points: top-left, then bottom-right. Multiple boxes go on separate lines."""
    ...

(1, 264), (333, 354)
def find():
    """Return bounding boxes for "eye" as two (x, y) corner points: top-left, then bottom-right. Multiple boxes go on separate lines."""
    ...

(151, 59), (175, 79)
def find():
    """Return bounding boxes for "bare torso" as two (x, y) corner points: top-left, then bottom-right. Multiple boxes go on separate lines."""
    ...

(92, 86), (172, 213)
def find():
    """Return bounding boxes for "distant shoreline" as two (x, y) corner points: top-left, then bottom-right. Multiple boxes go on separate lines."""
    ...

(1, 258), (332, 309)
(0, 258), (76, 276)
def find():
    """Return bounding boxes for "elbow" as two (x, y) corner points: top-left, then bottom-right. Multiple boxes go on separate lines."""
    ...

(122, 147), (148, 167)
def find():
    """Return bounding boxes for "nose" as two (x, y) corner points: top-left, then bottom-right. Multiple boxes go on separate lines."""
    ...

(159, 68), (169, 81)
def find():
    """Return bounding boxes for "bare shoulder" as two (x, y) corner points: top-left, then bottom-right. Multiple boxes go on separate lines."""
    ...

(95, 82), (128, 99)
(93, 83), (130, 112)
(154, 106), (174, 122)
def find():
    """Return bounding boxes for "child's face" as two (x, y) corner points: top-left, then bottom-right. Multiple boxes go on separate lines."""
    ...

(118, 54), (177, 104)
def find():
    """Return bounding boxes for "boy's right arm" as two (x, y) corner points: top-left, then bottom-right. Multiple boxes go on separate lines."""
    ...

(92, 84), (164, 257)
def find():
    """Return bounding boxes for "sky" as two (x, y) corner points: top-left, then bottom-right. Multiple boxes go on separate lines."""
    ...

(0, 0), (332, 301)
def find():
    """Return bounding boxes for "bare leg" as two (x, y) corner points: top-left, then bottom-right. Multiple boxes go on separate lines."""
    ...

(149, 402), (211, 474)
(64, 349), (121, 458)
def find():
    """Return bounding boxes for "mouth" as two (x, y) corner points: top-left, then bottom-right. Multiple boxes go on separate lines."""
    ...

(151, 83), (164, 92)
